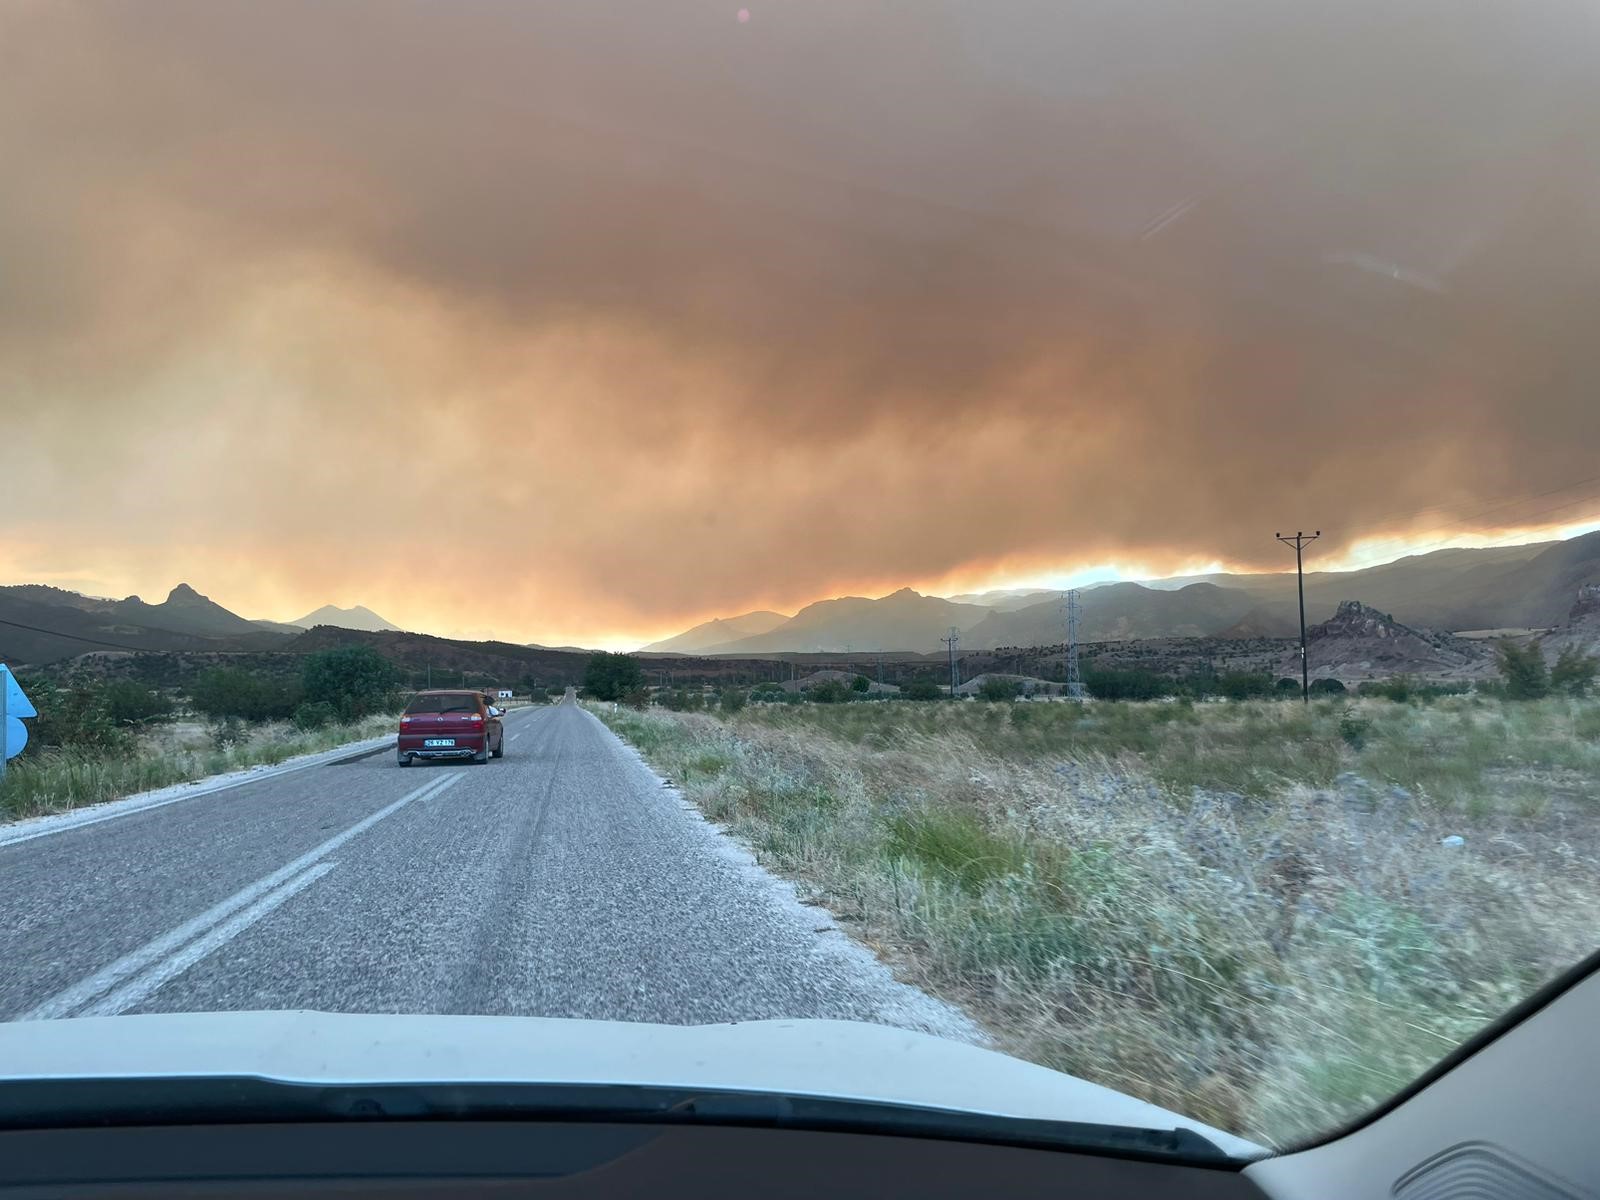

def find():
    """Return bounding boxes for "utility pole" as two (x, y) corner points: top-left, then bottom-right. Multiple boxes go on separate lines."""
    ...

(1276, 530), (1321, 704)
(941, 627), (960, 698)
(1063, 589), (1085, 699)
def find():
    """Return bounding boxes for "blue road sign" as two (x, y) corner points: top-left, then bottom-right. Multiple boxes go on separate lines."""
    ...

(2, 666), (37, 719)
(4, 715), (27, 760)
(2, 664), (38, 763)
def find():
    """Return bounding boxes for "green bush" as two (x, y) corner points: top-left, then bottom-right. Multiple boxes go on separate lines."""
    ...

(1217, 672), (1275, 701)
(1495, 641), (1549, 700)
(1084, 668), (1171, 701)
(583, 652), (645, 701)
(1337, 708), (1372, 750)
(904, 678), (943, 701)
(978, 677), (1021, 702)
(292, 700), (337, 731)
(302, 645), (400, 719)
(190, 668), (300, 722)
(850, 674), (870, 694)
(24, 683), (133, 753)
(1550, 647), (1598, 697)
(102, 680), (174, 727)
(719, 687), (748, 713)
(1309, 678), (1347, 695)
(809, 680), (853, 704)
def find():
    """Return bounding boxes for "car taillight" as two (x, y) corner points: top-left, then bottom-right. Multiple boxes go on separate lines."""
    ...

(469, 713), (483, 722)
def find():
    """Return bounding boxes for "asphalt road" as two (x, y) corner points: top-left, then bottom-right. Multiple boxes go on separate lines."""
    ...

(0, 696), (974, 1036)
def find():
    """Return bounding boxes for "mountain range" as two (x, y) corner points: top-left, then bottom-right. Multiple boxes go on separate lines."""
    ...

(0, 585), (402, 665)
(646, 532), (1600, 654)
(4, 531), (1599, 667)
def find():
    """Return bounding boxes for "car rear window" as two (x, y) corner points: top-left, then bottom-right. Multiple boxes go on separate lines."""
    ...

(404, 693), (481, 715)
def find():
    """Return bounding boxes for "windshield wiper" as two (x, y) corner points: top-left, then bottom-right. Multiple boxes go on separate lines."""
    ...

(0, 1077), (1234, 1166)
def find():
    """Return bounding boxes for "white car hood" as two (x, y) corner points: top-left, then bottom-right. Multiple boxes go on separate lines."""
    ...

(0, 1011), (1263, 1157)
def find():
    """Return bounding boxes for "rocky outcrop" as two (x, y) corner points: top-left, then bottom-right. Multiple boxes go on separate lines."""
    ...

(1294, 600), (1488, 681)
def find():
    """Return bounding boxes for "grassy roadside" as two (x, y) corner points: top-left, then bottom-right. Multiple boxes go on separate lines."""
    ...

(592, 696), (1600, 1146)
(0, 715), (396, 824)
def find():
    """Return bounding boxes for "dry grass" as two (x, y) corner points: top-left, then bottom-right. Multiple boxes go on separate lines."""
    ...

(0, 715), (396, 823)
(595, 695), (1600, 1148)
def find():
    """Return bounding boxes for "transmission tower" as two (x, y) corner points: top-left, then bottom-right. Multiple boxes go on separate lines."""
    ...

(941, 627), (961, 697)
(1064, 589), (1085, 699)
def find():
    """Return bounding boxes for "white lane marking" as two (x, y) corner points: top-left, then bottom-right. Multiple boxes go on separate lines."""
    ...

(0, 734), (397, 849)
(78, 862), (338, 1018)
(509, 732), (521, 742)
(18, 772), (463, 1021)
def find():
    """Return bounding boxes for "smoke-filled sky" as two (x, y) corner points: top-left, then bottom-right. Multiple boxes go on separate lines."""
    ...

(5, 1), (1600, 647)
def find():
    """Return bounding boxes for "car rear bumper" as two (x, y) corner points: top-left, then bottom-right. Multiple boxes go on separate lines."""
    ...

(398, 733), (489, 760)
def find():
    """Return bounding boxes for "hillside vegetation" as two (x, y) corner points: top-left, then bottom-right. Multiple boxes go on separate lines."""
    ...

(595, 695), (1600, 1146)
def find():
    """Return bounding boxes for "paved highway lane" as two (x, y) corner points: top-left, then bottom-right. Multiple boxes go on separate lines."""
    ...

(0, 698), (976, 1038)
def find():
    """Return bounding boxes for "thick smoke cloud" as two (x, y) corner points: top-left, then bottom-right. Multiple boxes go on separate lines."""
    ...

(4, 1), (1599, 643)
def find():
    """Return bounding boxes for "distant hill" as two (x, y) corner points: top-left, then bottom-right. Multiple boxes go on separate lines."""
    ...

(703, 589), (990, 654)
(1155, 536), (1596, 631)
(963, 583), (1262, 650)
(290, 604), (399, 632)
(942, 587), (1060, 611)
(0, 583), (296, 664)
(641, 610), (789, 654)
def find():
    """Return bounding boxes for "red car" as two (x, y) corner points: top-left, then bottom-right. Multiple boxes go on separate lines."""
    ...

(397, 690), (504, 766)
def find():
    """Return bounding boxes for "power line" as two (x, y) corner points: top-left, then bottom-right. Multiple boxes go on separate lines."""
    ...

(0, 618), (165, 654)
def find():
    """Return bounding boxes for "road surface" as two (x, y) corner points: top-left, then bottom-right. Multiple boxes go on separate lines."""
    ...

(0, 696), (974, 1037)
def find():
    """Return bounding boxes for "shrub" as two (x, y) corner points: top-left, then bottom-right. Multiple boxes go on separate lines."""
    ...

(622, 687), (651, 709)
(1084, 668), (1171, 701)
(1309, 678), (1347, 695)
(102, 680), (174, 727)
(292, 700), (336, 731)
(1550, 647), (1598, 697)
(190, 668), (300, 722)
(1337, 708), (1372, 749)
(850, 674), (870, 694)
(1276, 677), (1302, 696)
(750, 682), (786, 701)
(719, 687), (748, 713)
(978, 677), (1021, 702)
(583, 652), (645, 701)
(301, 645), (399, 719)
(24, 683), (132, 753)
(1495, 641), (1549, 700)
(809, 680), (852, 704)
(904, 678), (943, 701)
(209, 716), (250, 750)
(1217, 672), (1275, 701)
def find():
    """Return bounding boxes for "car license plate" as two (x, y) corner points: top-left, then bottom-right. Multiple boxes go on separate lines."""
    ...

(423, 738), (455, 747)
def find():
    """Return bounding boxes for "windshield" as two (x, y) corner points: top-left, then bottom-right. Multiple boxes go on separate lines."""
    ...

(2, 0), (1596, 1158)
(404, 694), (482, 715)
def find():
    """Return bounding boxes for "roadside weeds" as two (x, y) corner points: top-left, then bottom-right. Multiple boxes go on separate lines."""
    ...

(0, 716), (397, 824)
(592, 697), (1600, 1147)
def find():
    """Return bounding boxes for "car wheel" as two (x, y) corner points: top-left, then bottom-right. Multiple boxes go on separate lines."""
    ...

(473, 742), (490, 765)
(492, 734), (504, 759)
(397, 753), (411, 768)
